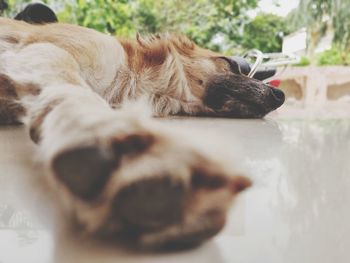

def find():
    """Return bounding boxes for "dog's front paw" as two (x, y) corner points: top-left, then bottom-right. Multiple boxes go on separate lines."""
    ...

(50, 127), (251, 249)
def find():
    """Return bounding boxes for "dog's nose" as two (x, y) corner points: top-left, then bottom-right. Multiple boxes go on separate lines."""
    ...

(270, 87), (285, 108)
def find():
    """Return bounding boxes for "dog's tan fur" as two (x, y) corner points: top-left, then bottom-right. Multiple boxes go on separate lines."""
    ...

(0, 18), (233, 116)
(0, 18), (251, 248)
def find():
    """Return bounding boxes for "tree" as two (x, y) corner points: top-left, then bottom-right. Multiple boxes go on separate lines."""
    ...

(241, 13), (289, 53)
(130, 0), (258, 53)
(332, 0), (350, 51)
(288, 0), (350, 63)
(57, 0), (135, 36)
(1, 0), (259, 53)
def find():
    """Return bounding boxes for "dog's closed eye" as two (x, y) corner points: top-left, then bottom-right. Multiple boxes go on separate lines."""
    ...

(216, 57), (242, 75)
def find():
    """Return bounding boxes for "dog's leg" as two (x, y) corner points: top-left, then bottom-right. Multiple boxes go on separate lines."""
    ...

(27, 84), (250, 248)
(1, 43), (251, 249)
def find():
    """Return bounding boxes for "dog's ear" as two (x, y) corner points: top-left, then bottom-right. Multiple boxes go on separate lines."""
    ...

(14, 3), (58, 24)
(217, 57), (243, 75)
(227, 59), (242, 75)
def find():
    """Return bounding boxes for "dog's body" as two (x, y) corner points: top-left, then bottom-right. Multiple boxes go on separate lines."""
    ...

(0, 18), (283, 248)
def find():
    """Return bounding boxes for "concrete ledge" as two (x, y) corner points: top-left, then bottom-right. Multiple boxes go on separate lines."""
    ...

(277, 66), (350, 105)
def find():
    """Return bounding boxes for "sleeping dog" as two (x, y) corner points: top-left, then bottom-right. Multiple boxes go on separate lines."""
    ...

(0, 7), (284, 249)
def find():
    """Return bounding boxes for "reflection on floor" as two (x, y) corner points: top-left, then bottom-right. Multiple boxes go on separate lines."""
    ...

(0, 112), (349, 263)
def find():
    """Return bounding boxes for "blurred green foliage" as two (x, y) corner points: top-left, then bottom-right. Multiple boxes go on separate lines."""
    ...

(317, 45), (350, 66)
(59, 0), (135, 36)
(57, 0), (260, 53)
(296, 56), (311, 67)
(241, 13), (289, 53)
(288, 0), (350, 58)
(1, 0), (274, 54)
(1, 0), (350, 65)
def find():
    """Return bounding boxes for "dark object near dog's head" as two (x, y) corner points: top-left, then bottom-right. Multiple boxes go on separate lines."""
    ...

(14, 3), (58, 24)
(231, 56), (277, 81)
(231, 56), (251, 76)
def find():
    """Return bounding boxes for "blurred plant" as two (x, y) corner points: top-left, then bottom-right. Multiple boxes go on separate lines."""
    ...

(332, 1), (350, 52)
(57, 0), (135, 36)
(1, 0), (260, 53)
(288, 0), (350, 64)
(241, 13), (289, 53)
(296, 56), (311, 67)
(317, 45), (350, 66)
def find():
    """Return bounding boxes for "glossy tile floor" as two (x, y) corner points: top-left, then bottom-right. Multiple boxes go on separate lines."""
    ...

(1, 107), (349, 263)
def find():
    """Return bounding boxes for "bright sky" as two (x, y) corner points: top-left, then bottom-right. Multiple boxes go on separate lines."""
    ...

(255, 0), (300, 17)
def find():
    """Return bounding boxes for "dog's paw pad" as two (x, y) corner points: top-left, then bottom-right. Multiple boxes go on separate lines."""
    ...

(52, 145), (117, 200)
(51, 133), (155, 200)
(113, 176), (187, 230)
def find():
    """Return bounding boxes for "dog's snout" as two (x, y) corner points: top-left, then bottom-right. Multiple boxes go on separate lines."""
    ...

(270, 87), (285, 108)
(203, 74), (286, 117)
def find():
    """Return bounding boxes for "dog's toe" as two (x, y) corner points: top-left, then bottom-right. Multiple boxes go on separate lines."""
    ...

(52, 145), (118, 200)
(51, 132), (156, 201)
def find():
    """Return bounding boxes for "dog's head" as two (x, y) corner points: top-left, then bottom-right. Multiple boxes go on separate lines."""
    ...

(121, 34), (285, 118)
(203, 68), (285, 118)
(174, 39), (285, 118)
